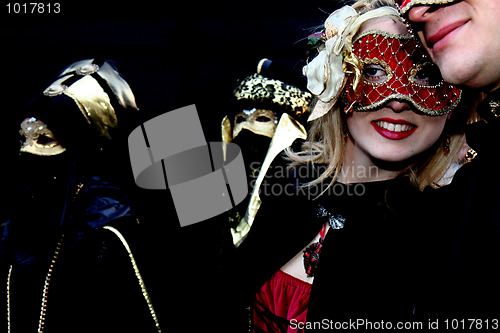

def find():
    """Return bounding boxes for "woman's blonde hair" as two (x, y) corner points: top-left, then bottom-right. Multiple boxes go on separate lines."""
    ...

(287, 0), (479, 192)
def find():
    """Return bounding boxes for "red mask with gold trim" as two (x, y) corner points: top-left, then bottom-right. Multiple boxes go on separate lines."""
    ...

(343, 31), (461, 116)
(398, 0), (455, 15)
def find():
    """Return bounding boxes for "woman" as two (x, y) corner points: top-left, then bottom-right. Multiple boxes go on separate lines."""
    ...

(227, 0), (478, 332)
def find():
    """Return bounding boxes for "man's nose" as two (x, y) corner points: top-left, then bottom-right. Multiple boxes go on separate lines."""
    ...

(408, 5), (433, 23)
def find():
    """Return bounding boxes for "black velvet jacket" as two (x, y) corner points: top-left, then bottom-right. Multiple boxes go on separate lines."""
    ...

(225, 161), (437, 331)
(422, 88), (500, 318)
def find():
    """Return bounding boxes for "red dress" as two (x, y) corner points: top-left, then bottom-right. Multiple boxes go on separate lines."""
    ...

(252, 269), (311, 333)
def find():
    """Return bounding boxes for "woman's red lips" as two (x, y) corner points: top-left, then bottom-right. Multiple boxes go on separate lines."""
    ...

(426, 20), (468, 48)
(371, 118), (417, 140)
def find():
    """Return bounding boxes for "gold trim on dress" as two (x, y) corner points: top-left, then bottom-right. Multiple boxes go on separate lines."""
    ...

(103, 226), (162, 333)
(7, 265), (12, 333)
(38, 234), (65, 333)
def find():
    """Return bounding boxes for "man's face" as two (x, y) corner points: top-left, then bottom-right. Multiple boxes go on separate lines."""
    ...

(406, 0), (500, 92)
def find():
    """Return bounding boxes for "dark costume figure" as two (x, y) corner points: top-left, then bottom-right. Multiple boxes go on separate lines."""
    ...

(415, 78), (500, 318)
(0, 59), (161, 333)
(221, 59), (313, 246)
(397, 0), (500, 320)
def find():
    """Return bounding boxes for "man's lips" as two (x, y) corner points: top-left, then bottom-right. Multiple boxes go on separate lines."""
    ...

(426, 20), (469, 49)
(371, 118), (417, 140)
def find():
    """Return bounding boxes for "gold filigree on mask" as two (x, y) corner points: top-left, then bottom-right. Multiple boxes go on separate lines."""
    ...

(233, 74), (312, 116)
(19, 117), (66, 156)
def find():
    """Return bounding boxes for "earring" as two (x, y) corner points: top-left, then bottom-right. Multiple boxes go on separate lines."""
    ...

(342, 121), (349, 142)
(443, 134), (451, 155)
(464, 148), (477, 164)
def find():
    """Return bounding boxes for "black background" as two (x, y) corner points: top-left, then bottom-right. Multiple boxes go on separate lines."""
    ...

(2, 0), (345, 138)
(1, 0), (345, 223)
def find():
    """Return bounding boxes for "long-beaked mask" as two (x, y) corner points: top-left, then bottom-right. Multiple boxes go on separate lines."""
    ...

(343, 30), (461, 116)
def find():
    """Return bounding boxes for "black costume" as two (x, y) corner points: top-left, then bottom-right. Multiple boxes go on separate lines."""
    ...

(0, 59), (161, 332)
(224, 158), (438, 332)
(420, 89), (500, 318)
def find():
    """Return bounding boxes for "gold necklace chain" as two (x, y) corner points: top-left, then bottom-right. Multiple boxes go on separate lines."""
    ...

(38, 234), (65, 333)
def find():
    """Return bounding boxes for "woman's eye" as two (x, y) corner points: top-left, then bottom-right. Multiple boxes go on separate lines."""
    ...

(363, 64), (388, 83)
(413, 64), (442, 86)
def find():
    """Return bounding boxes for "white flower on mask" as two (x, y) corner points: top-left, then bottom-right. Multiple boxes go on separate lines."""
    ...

(303, 5), (402, 121)
(303, 6), (358, 105)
